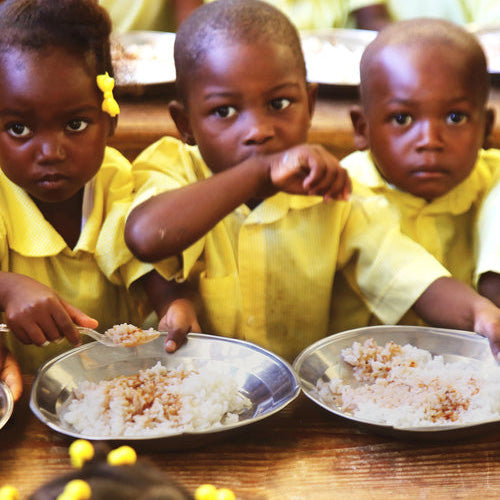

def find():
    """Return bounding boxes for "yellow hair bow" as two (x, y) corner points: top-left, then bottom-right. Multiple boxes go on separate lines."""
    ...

(107, 445), (137, 466)
(69, 439), (94, 469)
(56, 480), (91, 500)
(96, 72), (120, 117)
(0, 485), (20, 500)
(195, 484), (236, 500)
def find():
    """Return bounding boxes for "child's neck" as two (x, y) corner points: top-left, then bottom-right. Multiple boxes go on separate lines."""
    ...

(32, 189), (84, 249)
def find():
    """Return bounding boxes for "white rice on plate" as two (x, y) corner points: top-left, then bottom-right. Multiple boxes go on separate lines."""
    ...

(61, 361), (250, 437)
(315, 338), (500, 427)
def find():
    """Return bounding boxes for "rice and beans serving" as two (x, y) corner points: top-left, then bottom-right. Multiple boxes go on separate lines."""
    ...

(315, 338), (500, 427)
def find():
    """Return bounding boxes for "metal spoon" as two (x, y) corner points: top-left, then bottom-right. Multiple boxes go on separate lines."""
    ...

(0, 324), (160, 348)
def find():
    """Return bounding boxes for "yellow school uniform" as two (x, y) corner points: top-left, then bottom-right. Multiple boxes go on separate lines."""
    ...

(1, 147), (154, 373)
(132, 137), (449, 361)
(476, 167), (500, 282)
(331, 148), (500, 333)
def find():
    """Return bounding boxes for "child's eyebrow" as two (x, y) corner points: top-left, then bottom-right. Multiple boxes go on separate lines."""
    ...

(203, 82), (303, 101)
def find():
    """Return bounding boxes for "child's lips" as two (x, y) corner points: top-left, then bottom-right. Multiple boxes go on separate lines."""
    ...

(411, 167), (449, 180)
(37, 173), (68, 188)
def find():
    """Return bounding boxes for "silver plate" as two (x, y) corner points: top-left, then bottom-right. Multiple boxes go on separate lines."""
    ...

(301, 28), (377, 87)
(111, 31), (176, 89)
(30, 333), (300, 450)
(293, 325), (500, 440)
(0, 380), (14, 431)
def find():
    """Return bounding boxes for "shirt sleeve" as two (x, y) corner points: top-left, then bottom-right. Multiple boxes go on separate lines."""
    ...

(475, 175), (500, 282)
(338, 185), (451, 324)
(131, 137), (207, 282)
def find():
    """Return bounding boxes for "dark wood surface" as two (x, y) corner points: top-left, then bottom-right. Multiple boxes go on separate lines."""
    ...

(109, 85), (500, 163)
(1, 377), (500, 499)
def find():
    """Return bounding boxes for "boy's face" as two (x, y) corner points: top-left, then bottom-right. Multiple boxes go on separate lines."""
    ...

(170, 39), (316, 173)
(0, 47), (113, 204)
(352, 44), (494, 201)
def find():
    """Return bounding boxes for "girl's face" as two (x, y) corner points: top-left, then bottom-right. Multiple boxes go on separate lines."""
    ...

(171, 39), (316, 173)
(352, 44), (494, 201)
(0, 46), (113, 203)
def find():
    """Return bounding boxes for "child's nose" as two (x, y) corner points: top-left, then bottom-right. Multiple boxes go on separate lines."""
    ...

(415, 119), (444, 150)
(37, 133), (66, 162)
(242, 114), (274, 146)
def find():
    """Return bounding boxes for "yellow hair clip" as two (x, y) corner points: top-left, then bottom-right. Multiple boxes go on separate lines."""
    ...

(56, 480), (91, 500)
(96, 72), (120, 117)
(69, 439), (95, 469)
(107, 445), (137, 466)
(0, 485), (20, 500)
(195, 484), (236, 500)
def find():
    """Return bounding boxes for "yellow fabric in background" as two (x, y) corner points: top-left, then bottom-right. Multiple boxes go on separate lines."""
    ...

(132, 136), (449, 361)
(0, 147), (153, 373)
(99, 0), (175, 32)
(331, 148), (500, 333)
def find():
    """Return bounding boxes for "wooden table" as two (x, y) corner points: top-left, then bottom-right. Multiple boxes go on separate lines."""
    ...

(109, 85), (500, 163)
(1, 377), (500, 499)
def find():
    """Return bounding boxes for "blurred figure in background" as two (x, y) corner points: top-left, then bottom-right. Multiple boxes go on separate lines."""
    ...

(98, 0), (203, 32)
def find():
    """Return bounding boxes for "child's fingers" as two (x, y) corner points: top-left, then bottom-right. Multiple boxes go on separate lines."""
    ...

(2, 352), (23, 401)
(60, 300), (98, 345)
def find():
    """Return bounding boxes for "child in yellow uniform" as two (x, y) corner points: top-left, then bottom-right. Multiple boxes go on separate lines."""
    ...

(330, 18), (500, 334)
(476, 173), (500, 307)
(125, 0), (500, 363)
(0, 0), (190, 387)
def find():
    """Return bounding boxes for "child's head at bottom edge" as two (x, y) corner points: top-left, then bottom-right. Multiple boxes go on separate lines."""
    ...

(25, 441), (194, 500)
(169, 0), (318, 175)
(351, 17), (495, 202)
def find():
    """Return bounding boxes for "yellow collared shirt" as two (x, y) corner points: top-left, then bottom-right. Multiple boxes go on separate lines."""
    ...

(1, 147), (153, 373)
(332, 148), (499, 333)
(132, 137), (449, 361)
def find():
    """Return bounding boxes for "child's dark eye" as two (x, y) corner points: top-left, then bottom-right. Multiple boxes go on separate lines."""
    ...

(446, 111), (468, 125)
(269, 98), (291, 111)
(213, 106), (236, 118)
(66, 119), (89, 132)
(7, 122), (31, 138)
(391, 113), (412, 126)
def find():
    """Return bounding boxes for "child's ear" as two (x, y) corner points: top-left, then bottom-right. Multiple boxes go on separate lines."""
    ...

(350, 105), (370, 151)
(169, 100), (196, 145)
(482, 107), (496, 150)
(306, 82), (319, 118)
(107, 116), (118, 138)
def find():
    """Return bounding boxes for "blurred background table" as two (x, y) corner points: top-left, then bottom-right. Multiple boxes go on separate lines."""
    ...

(109, 85), (500, 163)
(1, 376), (500, 499)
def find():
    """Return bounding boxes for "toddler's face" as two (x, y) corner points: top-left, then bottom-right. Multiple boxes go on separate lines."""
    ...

(0, 46), (113, 203)
(355, 44), (493, 201)
(175, 39), (316, 173)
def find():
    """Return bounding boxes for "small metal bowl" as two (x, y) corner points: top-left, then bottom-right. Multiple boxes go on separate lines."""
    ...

(0, 380), (14, 431)
(30, 333), (300, 450)
(293, 325), (500, 440)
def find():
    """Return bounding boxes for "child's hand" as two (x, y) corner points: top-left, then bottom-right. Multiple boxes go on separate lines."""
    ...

(0, 346), (22, 401)
(158, 298), (201, 353)
(0, 273), (98, 347)
(472, 300), (500, 362)
(269, 144), (351, 200)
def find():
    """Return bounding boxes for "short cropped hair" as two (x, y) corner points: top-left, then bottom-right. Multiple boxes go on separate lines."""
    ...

(0, 0), (113, 77)
(360, 18), (490, 106)
(174, 0), (306, 102)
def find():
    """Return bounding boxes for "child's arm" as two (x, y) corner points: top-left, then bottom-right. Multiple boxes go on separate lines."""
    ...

(126, 143), (350, 262)
(478, 272), (500, 308)
(0, 272), (98, 346)
(413, 276), (500, 360)
(0, 344), (22, 401)
(141, 271), (201, 352)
